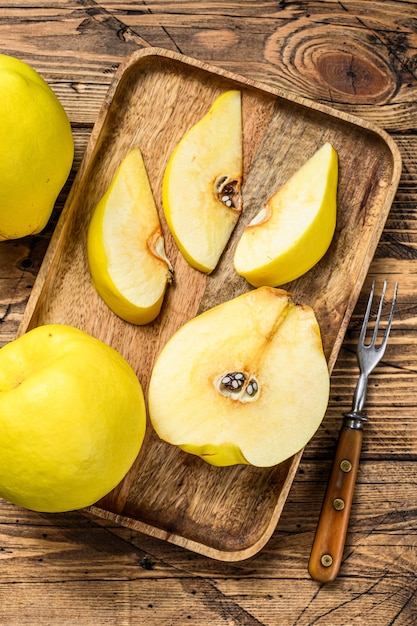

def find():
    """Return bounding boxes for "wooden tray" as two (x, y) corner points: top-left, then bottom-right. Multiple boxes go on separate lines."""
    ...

(18, 48), (401, 561)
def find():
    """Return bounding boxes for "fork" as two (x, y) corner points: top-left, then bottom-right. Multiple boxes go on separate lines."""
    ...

(308, 280), (398, 583)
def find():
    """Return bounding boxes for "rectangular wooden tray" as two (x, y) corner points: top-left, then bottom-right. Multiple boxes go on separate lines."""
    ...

(18, 48), (401, 561)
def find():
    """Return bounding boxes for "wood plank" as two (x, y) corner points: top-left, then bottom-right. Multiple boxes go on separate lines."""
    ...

(1, 459), (416, 624)
(1, 1), (416, 131)
(1, 575), (415, 625)
(0, 0), (416, 622)
(2, 459), (416, 577)
(11, 47), (400, 561)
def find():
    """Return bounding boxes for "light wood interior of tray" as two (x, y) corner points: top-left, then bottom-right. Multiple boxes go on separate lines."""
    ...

(18, 49), (401, 559)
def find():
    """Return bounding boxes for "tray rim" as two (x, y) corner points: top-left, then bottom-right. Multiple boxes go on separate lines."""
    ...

(86, 449), (301, 562)
(17, 47), (402, 561)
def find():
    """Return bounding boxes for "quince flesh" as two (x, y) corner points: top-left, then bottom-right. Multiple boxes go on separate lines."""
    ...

(0, 53), (73, 240)
(162, 89), (243, 273)
(0, 324), (146, 512)
(148, 286), (329, 467)
(87, 148), (173, 325)
(234, 142), (338, 286)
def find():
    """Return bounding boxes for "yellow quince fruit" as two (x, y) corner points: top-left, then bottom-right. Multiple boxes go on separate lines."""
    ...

(0, 54), (74, 240)
(87, 148), (173, 325)
(0, 324), (146, 512)
(148, 287), (329, 468)
(162, 90), (243, 273)
(234, 142), (338, 286)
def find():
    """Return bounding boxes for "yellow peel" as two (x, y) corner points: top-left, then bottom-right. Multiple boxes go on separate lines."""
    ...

(0, 324), (146, 512)
(234, 142), (338, 287)
(87, 148), (173, 325)
(0, 53), (73, 240)
(162, 90), (243, 273)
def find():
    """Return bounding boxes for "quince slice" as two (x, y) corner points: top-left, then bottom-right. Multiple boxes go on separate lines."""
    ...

(148, 286), (329, 467)
(234, 142), (338, 286)
(87, 148), (173, 325)
(162, 90), (243, 273)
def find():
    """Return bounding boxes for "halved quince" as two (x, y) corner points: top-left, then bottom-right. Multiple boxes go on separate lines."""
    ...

(162, 89), (243, 273)
(87, 148), (173, 325)
(234, 142), (338, 287)
(148, 286), (329, 467)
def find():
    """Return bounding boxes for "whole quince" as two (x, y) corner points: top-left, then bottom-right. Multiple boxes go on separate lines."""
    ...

(0, 324), (146, 512)
(0, 54), (74, 240)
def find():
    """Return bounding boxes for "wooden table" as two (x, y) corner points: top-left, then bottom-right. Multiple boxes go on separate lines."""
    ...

(0, 2), (415, 624)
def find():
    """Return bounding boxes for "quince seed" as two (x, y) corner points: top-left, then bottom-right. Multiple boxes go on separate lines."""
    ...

(246, 380), (258, 397)
(214, 176), (241, 212)
(214, 174), (228, 192)
(221, 372), (245, 391)
(216, 372), (259, 403)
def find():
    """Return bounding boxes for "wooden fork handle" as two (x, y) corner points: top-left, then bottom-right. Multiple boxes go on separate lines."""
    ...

(308, 421), (363, 583)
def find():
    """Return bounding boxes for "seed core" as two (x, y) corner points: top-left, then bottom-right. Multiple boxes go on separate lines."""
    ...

(214, 175), (242, 212)
(216, 372), (259, 402)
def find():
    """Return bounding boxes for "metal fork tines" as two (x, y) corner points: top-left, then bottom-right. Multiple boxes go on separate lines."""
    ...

(345, 279), (398, 427)
(308, 280), (398, 584)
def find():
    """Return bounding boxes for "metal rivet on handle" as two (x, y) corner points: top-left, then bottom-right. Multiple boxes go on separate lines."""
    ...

(321, 554), (333, 567)
(333, 498), (345, 510)
(340, 459), (352, 472)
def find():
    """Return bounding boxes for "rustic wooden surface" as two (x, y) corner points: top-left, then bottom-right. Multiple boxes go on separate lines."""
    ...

(16, 46), (401, 564)
(0, 1), (416, 624)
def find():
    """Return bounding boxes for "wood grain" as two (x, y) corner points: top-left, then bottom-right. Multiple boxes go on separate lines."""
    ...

(1, 459), (416, 624)
(0, 0), (416, 623)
